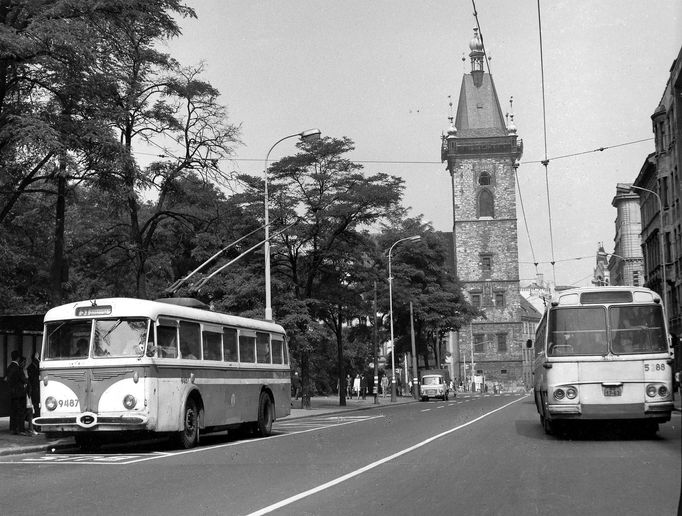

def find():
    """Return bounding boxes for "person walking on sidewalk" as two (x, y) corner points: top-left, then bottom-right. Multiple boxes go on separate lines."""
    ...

(381, 374), (389, 398)
(27, 352), (40, 418)
(6, 350), (28, 435)
(353, 374), (361, 399)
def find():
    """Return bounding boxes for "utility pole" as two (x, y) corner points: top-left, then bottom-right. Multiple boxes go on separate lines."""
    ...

(373, 281), (379, 405)
(410, 301), (419, 399)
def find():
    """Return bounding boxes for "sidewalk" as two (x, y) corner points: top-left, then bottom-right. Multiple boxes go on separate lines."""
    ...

(0, 394), (416, 457)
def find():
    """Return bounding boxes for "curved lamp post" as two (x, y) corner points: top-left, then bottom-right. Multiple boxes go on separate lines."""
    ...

(264, 129), (321, 321)
(388, 235), (421, 402)
(629, 185), (668, 310)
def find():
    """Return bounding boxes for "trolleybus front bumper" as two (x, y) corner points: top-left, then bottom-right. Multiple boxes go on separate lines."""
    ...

(34, 411), (149, 432)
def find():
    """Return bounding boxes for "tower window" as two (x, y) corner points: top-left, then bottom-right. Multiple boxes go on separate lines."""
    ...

(478, 172), (491, 186)
(478, 189), (494, 218)
(497, 333), (507, 352)
(471, 293), (482, 308)
(495, 292), (505, 307)
(474, 333), (485, 353)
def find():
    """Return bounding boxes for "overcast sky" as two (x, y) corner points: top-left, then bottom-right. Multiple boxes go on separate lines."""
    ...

(155, 0), (682, 287)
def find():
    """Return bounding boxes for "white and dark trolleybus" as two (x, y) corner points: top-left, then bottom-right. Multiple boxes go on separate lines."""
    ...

(33, 297), (291, 449)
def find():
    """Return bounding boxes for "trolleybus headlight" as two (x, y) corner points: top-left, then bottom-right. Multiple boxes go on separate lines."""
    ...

(45, 396), (58, 411)
(646, 384), (658, 397)
(566, 386), (578, 399)
(553, 388), (565, 400)
(123, 395), (137, 410)
(658, 385), (668, 397)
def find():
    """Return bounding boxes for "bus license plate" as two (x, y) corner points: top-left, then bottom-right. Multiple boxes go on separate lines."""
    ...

(603, 386), (622, 397)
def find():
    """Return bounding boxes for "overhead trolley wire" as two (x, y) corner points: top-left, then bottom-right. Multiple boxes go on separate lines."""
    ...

(536, 0), (557, 287)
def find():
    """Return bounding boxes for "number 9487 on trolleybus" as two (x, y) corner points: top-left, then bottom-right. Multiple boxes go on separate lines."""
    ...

(33, 297), (291, 449)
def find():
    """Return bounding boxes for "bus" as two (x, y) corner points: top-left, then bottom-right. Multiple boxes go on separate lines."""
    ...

(529, 286), (674, 435)
(33, 297), (291, 449)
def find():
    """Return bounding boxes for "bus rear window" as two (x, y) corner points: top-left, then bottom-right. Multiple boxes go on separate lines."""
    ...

(580, 291), (632, 304)
(609, 305), (667, 354)
(548, 307), (607, 356)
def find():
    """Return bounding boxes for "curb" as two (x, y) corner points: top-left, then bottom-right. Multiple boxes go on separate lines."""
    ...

(0, 438), (74, 457)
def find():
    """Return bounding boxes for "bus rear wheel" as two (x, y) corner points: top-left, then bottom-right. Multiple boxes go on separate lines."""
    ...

(256, 392), (273, 437)
(177, 398), (199, 449)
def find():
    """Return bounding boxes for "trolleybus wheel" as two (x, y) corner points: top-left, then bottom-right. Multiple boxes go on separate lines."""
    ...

(177, 398), (199, 448)
(256, 392), (273, 437)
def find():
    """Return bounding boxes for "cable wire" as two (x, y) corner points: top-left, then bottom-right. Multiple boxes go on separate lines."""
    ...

(536, 0), (557, 286)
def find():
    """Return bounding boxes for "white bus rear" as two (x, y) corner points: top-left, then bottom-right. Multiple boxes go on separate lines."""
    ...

(530, 287), (674, 435)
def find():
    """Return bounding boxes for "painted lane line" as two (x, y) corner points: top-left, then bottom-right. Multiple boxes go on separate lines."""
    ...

(247, 396), (528, 516)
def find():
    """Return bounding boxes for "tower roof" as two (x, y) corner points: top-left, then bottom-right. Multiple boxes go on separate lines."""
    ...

(454, 73), (508, 138)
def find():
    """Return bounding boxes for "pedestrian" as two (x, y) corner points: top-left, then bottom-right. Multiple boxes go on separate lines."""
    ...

(346, 374), (352, 398)
(27, 352), (40, 418)
(6, 350), (28, 435)
(353, 374), (361, 399)
(292, 371), (302, 400)
(360, 373), (367, 400)
(381, 374), (389, 398)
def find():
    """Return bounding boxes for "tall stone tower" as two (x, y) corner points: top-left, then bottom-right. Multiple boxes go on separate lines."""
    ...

(440, 29), (525, 390)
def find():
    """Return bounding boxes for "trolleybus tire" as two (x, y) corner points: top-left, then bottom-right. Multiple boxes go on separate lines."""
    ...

(256, 392), (273, 437)
(177, 398), (199, 448)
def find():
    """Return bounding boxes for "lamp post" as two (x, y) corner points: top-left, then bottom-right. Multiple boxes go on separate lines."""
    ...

(629, 185), (668, 310)
(388, 235), (421, 402)
(264, 129), (321, 321)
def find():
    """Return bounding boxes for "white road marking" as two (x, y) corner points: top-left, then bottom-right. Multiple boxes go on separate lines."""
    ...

(246, 396), (528, 516)
(1, 415), (383, 466)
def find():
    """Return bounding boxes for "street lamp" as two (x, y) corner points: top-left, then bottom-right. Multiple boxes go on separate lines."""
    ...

(629, 185), (668, 310)
(388, 235), (421, 402)
(264, 129), (321, 321)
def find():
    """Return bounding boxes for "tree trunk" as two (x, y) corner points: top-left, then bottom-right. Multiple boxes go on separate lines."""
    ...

(300, 351), (311, 409)
(336, 310), (346, 406)
(50, 157), (67, 305)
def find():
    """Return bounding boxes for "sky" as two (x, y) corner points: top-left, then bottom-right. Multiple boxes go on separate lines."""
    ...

(153, 0), (682, 288)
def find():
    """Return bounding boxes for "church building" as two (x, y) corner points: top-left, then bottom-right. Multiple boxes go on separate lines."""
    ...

(440, 29), (525, 391)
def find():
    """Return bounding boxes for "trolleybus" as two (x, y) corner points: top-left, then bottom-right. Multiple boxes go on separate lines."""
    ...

(529, 286), (674, 435)
(33, 297), (291, 449)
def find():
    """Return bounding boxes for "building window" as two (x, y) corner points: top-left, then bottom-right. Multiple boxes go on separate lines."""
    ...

(478, 189), (494, 218)
(480, 254), (492, 272)
(500, 369), (508, 375)
(495, 291), (505, 307)
(633, 270), (640, 286)
(471, 293), (481, 308)
(474, 333), (485, 353)
(497, 333), (507, 352)
(478, 171), (491, 186)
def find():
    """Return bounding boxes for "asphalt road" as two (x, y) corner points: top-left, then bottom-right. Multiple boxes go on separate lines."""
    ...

(0, 393), (679, 516)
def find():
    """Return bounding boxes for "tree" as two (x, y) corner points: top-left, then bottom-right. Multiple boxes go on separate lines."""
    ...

(377, 221), (480, 370)
(235, 136), (405, 407)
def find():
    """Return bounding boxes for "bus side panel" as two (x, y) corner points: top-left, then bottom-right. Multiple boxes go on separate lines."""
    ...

(272, 371), (291, 420)
(154, 365), (185, 432)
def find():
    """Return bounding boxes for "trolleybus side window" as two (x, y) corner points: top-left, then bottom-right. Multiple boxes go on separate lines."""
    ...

(202, 326), (222, 361)
(179, 321), (201, 359)
(548, 307), (607, 356)
(609, 305), (667, 354)
(239, 331), (256, 363)
(256, 332), (271, 364)
(223, 327), (238, 362)
(93, 319), (147, 357)
(157, 321), (178, 358)
(271, 336), (284, 364)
